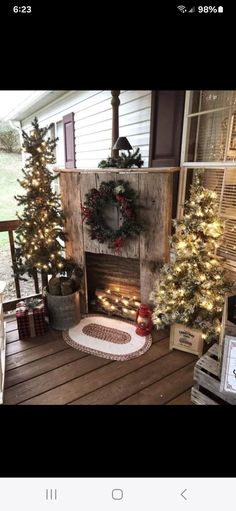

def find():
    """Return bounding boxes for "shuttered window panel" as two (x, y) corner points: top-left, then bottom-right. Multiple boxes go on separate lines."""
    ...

(186, 91), (236, 163)
(217, 169), (236, 263)
(63, 112), (76, 169)
(200, 91), (233, 112)
(218, 219), (236, 263)
(202, 168), (236, 264)
(203, 169), (224, 206)
(182, 168), (236, 265)
(149, 91), (185, 167)
(220, 169), (236, 219)
(197, 110), (228, 161)
(180, 91), (236, 271)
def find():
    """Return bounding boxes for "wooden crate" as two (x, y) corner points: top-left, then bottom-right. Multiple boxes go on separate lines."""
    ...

(169, 323), (204, 357)
(191, 343), (236, 405)
(218, 293), (236, 377)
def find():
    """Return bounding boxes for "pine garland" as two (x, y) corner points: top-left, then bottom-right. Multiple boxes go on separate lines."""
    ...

(82, 180), (143, 250)
(150, 169), (234, 343)
(98, 147), (144, 169)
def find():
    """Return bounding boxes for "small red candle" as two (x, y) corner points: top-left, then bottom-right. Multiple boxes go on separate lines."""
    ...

(136, 304), (153, 336)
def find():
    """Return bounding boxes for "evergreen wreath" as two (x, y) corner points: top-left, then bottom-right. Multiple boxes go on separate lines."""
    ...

(82, 180), (143, 250)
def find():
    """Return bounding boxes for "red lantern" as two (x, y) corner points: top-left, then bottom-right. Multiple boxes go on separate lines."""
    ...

(135, 304), (153, 336)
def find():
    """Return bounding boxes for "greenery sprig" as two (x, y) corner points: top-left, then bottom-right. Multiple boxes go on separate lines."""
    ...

(98, 147), (144, 169)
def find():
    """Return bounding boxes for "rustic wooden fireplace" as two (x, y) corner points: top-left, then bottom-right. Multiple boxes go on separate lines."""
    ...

(59, 168), (179, 315)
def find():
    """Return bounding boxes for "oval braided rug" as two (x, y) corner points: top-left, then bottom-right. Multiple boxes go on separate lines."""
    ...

(63, 315), (152, 361)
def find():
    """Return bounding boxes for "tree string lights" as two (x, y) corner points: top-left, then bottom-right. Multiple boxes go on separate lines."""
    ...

(13, 117), (67, 286)
(150, 169), (234, 343)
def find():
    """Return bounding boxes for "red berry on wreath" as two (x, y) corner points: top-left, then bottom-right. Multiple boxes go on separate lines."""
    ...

(81, 206), (92, 222)
(114, 236), (124, 251)
(125, 207), (134, 218)
(115, 194), (123, 203)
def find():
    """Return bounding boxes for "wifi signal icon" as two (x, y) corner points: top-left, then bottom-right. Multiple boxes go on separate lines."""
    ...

(188, 6), (195, 12)
(177, 5), (187, 12)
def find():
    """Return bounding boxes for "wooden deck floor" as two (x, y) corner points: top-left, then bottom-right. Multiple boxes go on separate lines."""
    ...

(3, 315), (197, 405)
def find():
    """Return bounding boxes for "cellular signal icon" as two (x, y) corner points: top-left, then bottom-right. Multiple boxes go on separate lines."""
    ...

(188, 6), (195, 12)
(177, 5), (187, 12)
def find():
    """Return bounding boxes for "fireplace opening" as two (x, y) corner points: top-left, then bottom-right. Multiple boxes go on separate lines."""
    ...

(86, 252), (141, 321)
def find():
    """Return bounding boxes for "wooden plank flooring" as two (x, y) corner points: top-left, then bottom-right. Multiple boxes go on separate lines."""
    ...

(3, 315), (197, 405)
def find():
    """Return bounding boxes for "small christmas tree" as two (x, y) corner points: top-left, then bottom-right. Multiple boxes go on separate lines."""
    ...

(151, 169), (234, 342)
(14, 117), (67, 287)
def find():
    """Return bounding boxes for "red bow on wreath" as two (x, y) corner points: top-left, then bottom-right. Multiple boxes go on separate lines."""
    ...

(114, 236), (124, 251)
(115, 194), (126, 205)
(124, 207), (134, 218)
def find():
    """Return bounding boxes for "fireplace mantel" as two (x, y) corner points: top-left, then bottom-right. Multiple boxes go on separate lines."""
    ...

(59, 167), (180, 312)
(55, 167), (179, 174)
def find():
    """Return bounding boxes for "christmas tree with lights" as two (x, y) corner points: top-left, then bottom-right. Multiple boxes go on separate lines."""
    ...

(151, 169), (234, 342)
(14, 117), (67, 287)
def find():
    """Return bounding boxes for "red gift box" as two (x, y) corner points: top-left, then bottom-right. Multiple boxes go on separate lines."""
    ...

(16, 299), (48, 339)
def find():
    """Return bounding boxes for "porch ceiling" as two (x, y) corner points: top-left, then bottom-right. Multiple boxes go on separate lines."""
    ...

(1, 90), (69, 122)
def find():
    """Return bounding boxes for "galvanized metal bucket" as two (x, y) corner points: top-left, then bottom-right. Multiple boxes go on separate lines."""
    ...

(46, 289), (81, 330)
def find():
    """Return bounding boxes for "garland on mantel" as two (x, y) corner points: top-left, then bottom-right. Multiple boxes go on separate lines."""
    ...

(98, 148), (144, 169)
(81, 180), (143, 250)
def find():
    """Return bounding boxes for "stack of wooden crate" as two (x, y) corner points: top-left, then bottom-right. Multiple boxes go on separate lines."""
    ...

(218, 293), (236, 371)
(0, 281), (6, 405)
(191, 293), (236, 405)
(191, 344), (236, 404)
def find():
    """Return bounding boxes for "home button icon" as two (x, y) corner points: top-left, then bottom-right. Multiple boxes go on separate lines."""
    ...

(112, 489), (123, 500)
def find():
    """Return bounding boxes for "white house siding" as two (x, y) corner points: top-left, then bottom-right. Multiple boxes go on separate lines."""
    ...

(21, 90), (152, 168)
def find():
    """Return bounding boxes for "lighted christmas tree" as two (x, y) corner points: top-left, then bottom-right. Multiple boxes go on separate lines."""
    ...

(14, 117), (67, 287)
(150, 169), (234, 342)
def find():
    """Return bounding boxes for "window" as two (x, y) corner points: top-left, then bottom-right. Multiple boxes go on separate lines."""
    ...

(50, 121), (65, 194)
(183, 91), (236, 163)
(178, 90), (236, 272)
(49, 122), (56, 161)
(55, 120), (65, 168)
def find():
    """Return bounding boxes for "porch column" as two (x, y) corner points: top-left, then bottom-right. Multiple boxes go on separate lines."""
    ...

(111, 90), (120, 159)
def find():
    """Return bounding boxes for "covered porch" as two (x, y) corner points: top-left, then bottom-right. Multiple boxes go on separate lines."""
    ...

(2, 161), (196, 406)
(2, 90), (236, 406)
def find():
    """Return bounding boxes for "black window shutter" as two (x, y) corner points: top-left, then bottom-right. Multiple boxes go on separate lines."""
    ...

(63, 112), (76, 168)
(149, 91), (185, 167)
